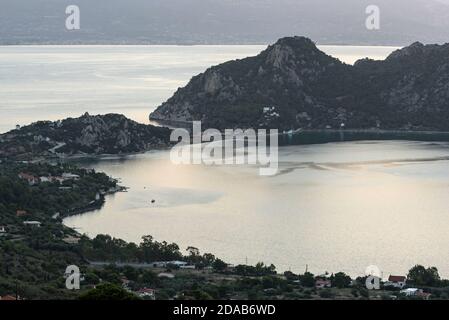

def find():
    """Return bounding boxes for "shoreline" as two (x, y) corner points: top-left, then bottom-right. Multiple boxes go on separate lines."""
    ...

(150, 117), (449, 136)
(60, 185), (127, 220)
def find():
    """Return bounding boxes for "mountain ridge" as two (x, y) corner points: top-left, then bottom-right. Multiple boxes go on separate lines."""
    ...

(150, 36), (449, 131)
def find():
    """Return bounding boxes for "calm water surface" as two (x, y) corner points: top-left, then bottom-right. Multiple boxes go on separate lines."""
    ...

(64, 141), (449, 277)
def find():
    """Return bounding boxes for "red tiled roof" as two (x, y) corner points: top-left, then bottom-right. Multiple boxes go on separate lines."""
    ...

(18, 173), (38, 181)
(1, 295), (17, 300)
(417, 291), (431, 299)
(138, 288), (155, 294)
(315, 279), (331, 284)
(388, 275), (406, 282)
(16, 210), (28, 216)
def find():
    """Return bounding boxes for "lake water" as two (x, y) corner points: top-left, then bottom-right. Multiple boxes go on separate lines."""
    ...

(6, 44), (446, 278)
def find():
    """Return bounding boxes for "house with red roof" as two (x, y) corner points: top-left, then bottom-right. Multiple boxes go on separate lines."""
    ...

(384, 275), (407, 289)
(315, 279), (332, 289)
(0, 295), (18, 300)
(16, 210), (29, 217)
(18, 173), (39, 185)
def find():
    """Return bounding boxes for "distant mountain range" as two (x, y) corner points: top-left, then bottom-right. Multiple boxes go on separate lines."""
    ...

(1, 0), (449, 45)
(150, 36), (449, 131)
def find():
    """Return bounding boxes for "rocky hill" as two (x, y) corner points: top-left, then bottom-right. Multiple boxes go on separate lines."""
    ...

(150, 36), (449, 131)
(0, 113), (171, 159)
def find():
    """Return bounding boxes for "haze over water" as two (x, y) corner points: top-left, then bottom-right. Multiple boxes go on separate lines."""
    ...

(0, 45), (397, 133)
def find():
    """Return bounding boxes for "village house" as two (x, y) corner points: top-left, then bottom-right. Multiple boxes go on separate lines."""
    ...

(315, 279), (332, 289)
(226, 264), (236, 272)
(151, 260), (188, 268)
(120, 277), (131, 290)
(33, 135), (50, 143)
(16, 210), (29, 217)
(39, 176), (51, 183)
(400, 288), (431, 299)
(170, 261), (189, 267)
(0, 295), (19, 301)
(158, 272), (175, 279)
(39, 174), (79, 184)
(416, 291), (432, 300)
(41, 176), (65, 183)
(136, 288), (156, 300)
(62, 235), (81, 244)
(54, 177), (66, 184)
(23, 221), (41, 227)
(151, 261), (167, 268)
(0, 225), (6, 236)
(384, 275), (407, 289)
(62, 173), (80, 180)
(18, 172), (39, 185)
(263, 106), (280, 119)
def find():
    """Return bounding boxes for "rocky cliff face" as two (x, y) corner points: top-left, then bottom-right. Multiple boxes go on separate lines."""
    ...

(0, 113), (171, 159)
(150, 36), (449, 131)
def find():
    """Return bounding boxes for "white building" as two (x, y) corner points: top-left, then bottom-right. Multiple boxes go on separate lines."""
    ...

(400, 288), (430, 299)
(401, 288), (419, 296)
(180, 265), (196, 270)
(23, 221), (41, 227)
(63, 236), (81, 244)
(169, 261), (188, 267)
(40, 177), (51, 183)
(263, 106), (280, 118)
(137, 288), (156, 300)
(62, 173), (80, 180)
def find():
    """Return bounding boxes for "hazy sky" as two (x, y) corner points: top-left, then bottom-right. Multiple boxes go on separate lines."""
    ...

(1, 0), (449, 45)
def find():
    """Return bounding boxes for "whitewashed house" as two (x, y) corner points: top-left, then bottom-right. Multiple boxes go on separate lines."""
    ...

(137, 288), (156, 300)
(23, 221), (41, 227)
(62, 173), (80, 181)
(400, 288), (430, 299)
